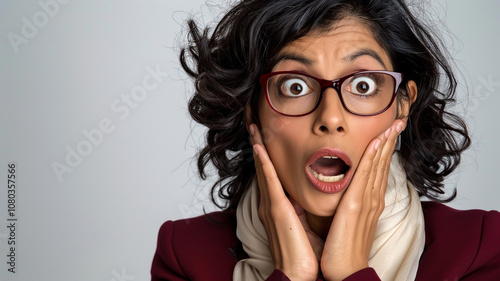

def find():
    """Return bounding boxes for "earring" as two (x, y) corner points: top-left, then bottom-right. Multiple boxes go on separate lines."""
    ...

(395, 134), (402, 151)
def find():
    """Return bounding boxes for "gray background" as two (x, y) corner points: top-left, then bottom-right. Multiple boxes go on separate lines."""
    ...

(0, 0), (499, 280)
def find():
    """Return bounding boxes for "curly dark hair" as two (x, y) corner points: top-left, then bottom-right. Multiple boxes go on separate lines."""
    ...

(180, 0), (471, 211)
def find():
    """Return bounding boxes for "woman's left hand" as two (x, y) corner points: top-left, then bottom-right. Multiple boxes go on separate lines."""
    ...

(319, 119), (405, 281)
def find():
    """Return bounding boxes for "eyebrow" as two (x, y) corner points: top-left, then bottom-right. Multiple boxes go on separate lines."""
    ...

(273, 52), (314, 67)
(342, 48), (387, 69)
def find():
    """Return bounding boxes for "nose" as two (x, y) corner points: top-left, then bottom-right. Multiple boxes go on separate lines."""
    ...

(312, 87), (347, 135)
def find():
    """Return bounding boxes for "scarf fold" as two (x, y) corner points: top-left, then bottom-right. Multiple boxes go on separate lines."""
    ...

(233, 153), (425, 281)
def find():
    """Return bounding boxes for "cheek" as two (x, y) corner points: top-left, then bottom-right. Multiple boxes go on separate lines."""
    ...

(259, 117), (293, 145)
(259, 115), (300, 168)
(257, 97), (307, 184)
(348, 107), (398, 159)
(257, 94), (295, 145)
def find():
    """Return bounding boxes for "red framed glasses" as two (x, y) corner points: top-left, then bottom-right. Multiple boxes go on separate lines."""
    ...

(259, 70), (403, 117)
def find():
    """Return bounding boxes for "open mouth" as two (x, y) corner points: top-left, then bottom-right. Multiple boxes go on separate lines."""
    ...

(305, 148), (353, 193)
(308, 156), (350, 183)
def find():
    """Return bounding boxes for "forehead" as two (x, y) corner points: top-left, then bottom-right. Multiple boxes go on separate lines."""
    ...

(273, 18), (393, 73)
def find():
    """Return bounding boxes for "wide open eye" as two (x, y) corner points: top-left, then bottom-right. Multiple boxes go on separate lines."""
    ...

(347, 75), (377, 96)
(280, 77), (312, 97)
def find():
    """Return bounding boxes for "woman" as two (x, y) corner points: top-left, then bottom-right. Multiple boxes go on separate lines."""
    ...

(152, 0), (500, 280)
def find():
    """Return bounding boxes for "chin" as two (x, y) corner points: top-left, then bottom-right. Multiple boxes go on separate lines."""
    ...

(302, 193), (343, 218)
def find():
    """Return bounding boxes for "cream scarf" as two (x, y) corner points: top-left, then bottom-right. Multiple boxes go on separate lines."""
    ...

(233, 153), (425, 281)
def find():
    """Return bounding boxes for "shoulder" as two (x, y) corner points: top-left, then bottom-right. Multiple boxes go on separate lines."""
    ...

(417, 201), (500, 280)
(422, 200), (500, 231)
(151, 211), (242, 281)
(421, 201), (500, 243)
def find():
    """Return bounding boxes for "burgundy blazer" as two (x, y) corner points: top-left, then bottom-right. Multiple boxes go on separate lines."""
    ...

(151, 201), (500, 280)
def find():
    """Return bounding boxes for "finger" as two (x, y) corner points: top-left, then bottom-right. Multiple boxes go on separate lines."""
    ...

(364, 120), (405, 239)
(249, 123), (264, 146)
(250, 124), (288, 204)
(343, 135), (382, 205)
(249, 124), (274, 204)
(358, 128), (391, 242)
(359, 133), (386, 230)
(363, 127), (389, 198)
(249, 123), (273, 192)
(373, 119), (405, 197)
(365, 126), (391, 200)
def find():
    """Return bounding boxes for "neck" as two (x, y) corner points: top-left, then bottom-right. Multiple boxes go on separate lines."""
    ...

(306, 212), (334, 240)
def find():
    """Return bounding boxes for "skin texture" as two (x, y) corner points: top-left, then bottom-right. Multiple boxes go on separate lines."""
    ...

(247, 18), (418, 280)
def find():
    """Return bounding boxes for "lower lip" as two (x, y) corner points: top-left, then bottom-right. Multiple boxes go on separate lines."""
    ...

(305, 166), (353, 194)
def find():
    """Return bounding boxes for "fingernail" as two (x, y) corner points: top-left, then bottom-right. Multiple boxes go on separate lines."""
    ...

(374, 139), (381, 151)
(253, 144), (259, 156)
(385, 128), (392, 138)
(396, 122), (404, 133)
(249, 124), (255, 136)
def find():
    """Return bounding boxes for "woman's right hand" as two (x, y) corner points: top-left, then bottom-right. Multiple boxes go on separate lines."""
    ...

(249, 124), (322, 281)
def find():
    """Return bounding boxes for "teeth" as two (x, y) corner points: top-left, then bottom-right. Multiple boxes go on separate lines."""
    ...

(308, 167), (345, 183)
(322, 156), (338, 159)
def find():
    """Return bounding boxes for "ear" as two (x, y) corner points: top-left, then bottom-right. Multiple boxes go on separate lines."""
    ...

(398, 80), (418, 119)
